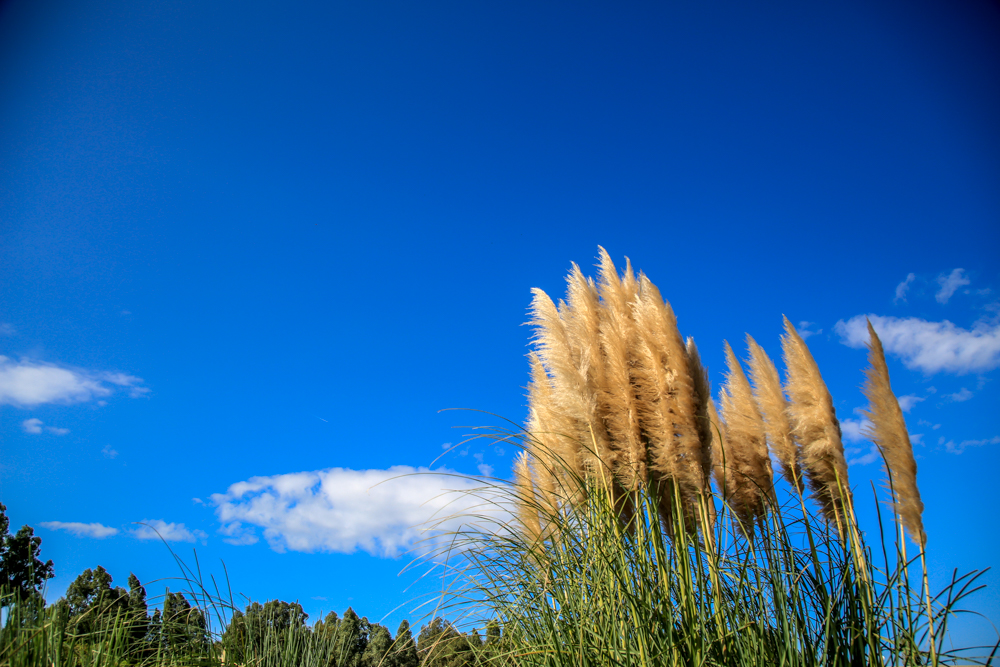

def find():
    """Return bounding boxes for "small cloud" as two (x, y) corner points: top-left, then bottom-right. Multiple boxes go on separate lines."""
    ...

(22, 418), (43, 434)
(894, 273), (916, 303)
(40, 521), (119, 539)
(101, 445), (119, 459)
(0, 356), (148, 406)
(909, 433), (924, 445)
(311, 596), (328, 601)
(192, 497), (205, 505)
(835, 314), (1000, 374)
(917, 419), (942, 430)
(24, 418), (70, 435)
(896, 394), (924, 412)
(847, 445), (881, 466)
(477, 463), (494, 477)
(218, 522), (259, 546)
(936, 269), (970, 304)
(0, 323), (15, 337)
(943, 435), (1000, 454)
(120, 310), (132, 316)
(797, 321), (822, 339)
(133, 520), (206, 543)
(944, 387), (973, 402)
(495, 447), (505, 456)
(839, 417), (871, 444)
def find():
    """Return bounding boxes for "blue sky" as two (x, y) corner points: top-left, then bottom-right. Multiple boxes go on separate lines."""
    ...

(1, 0), (999, 647)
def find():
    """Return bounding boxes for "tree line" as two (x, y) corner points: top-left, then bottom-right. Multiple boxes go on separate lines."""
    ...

(1, 503), (502, 666)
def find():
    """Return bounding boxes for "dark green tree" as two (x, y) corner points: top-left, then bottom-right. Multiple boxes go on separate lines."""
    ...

(362, 623), (392, 667)
(162, 588), (209, 655)
(334, 607), (369, 667)
(62, 566), (128, 635)
(126, 573), (150, 649)
(418, 617), (476, 667)
(390, 619), (419, 667)
(0, 502), (54, 601)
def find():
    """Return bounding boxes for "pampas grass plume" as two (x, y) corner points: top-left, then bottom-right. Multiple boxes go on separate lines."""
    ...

(746, 335), (803, 492)
(862, 320), (926, 548)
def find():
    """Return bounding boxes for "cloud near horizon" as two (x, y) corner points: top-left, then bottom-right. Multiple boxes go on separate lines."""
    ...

(211, 466), (502, 556)
(0, 356), (148, 406)
(133, 520), (206, 543)
(835, 315), (1000, 374)
(40, 521), (119, 539)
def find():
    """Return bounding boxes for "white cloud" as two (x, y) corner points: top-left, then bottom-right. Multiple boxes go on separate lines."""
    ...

(40, 521), (119, 539)
(101, 445), (119, 459)
(0, 356), (148, 406)
(22, 418), (70, 435)
(477, 463), (494, 477)
(909, 433), (924, 445)
(22, 418), (43, 434)
(133, 520), (206, 543)
(894, 273), (916, 303)
(896, 394), (924, 412)
(839, 417), (871, 444)
(847, 445), (881, 467)
(835, 314), (1000, 374)
(211, 466), (499, 557)
(0, 323), (15, 337)
(944, 388), (973, 402)
(943, 436), (1000, 455)
(797, 321), (822, 339)
(936, 269), (970, 304)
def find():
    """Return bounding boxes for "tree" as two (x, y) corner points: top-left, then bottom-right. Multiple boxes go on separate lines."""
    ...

(62, 565), (128, 635)
(126, 573), (150, 649)
(335, 607), (369, 667)
(390, 620), (419, 667)
(0, 502), (54, 601)
(362, 623), (392, 667)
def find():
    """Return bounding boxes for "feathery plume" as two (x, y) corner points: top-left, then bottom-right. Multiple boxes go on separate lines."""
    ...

(706, 397), (727, 494)
(862, 320), (926, 548)
(526, 352), (581, 506)
(560, 263), (613, 478)
(746, 335), (803, 492)
(632, 277), (709, 517)
(720, 342), (775, 525)
(685, 338), (715, 480)
(781, 316), (851, 528)
(513, 451), (543, 546)
(595, 248), (645, 490)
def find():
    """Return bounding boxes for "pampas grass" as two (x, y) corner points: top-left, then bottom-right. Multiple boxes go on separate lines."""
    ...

(861, 319), (925, 548)
(719, 341), (775, 527)
(746, 334), (804, 492)
(780, 315), (852, 530)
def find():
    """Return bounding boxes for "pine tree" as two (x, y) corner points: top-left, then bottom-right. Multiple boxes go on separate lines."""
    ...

(390, 620), (419, 667)
(362, 624), (392, 667)
(0, 503), (54, 601)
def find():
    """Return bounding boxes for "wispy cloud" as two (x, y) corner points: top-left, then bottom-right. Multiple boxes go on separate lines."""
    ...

(894, 273), (916, 303)
(211, 466), (499, 556)
(133, 520), (206, 543)
(796, 321), (822, 339)
(40, 521), (119, 539)
(840, 416), (870, 444)
(944, 388), (973, 403)
(0, 323), (15, 337)
(0, 356), (148, 406)
(22, 418), (70, 435)
(936, 269), (970, 304)
(835, 314), (1000, 374)
(943, 436), (1000, 455)
(101, 445), (119, 459)
(896, 394), (924, 412)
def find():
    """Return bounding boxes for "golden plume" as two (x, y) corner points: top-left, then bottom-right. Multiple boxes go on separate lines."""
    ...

(780, 316), (851, 528)
(862, 320), (926, 548)
(746, 335), (803, 492)
(720, 342), (775, 525)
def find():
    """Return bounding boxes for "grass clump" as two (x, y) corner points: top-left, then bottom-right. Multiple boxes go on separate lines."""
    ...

(444, 248), (997, 666)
